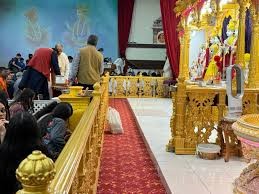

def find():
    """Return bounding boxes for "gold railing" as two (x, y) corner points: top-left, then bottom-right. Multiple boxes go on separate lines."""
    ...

(109, 75), (171, 98)
(16, 74), (109, 194)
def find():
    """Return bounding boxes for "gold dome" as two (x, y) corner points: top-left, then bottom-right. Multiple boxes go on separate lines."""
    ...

(16, 150), (56, 191)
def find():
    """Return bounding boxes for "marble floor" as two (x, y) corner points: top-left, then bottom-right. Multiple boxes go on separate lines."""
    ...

(127, 98), (250, 194)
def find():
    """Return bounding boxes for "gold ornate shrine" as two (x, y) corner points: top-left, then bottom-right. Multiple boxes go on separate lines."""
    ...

(167, 0), (259, 154)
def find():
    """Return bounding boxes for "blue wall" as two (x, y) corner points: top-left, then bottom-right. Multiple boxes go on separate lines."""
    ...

(0, 0), (118, 65)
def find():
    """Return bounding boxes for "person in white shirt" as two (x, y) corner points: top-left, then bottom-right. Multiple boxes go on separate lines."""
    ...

(55, 44), (70, 80)
(67, 56), (73, 80)
(163, 57), (172, 78)
(113, 57), (125, 75)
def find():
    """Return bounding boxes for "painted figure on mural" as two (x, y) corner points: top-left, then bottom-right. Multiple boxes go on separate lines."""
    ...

(24, 8), (49, 47)
(65, 4), (90, 48)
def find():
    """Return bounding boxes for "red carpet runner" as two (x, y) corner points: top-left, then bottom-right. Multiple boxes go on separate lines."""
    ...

(97, 99), (166, 194)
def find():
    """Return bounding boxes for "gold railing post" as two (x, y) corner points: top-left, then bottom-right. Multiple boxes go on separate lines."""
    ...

(236, 0), (249, 68)
(16, 151), (56, 194)
(248, 3), (259, 88)
(184, 27), (190, 80)
(167, 18), (187, 152)
(91, 82), (102, 194)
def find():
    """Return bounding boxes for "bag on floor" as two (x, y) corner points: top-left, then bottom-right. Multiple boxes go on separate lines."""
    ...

(108, 107), (124, 134)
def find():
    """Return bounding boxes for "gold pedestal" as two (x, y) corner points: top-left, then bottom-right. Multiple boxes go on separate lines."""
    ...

(59, 94), (90, 131)
(233, 114), (259, 194)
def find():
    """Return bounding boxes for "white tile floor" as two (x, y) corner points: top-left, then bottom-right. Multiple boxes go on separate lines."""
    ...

(127, 98), (250, 194)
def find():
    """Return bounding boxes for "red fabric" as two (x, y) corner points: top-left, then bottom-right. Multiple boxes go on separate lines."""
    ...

(214, 55), (222, 73)
(118, 0), (135, 58)
(224, 52), (236, 68)
(202, 48), (210, 78)
(28, 48), (53, 79)
(160, 0), (180, 79)
(97, 99), (166, 194)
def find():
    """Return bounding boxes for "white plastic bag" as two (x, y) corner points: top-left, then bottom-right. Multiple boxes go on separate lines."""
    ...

(108, 107), (124, 134)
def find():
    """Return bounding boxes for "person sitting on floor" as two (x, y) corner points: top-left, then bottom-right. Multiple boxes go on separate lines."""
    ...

(9, 88), (35, 118)
(0, 112), (51, 194)
(42, 102), (73, 159)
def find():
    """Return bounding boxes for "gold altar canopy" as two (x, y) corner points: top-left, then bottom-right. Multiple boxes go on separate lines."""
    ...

(167, 0), (259, 155)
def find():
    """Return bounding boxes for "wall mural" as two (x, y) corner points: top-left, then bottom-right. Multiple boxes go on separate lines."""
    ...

(0, 0), (118, 65)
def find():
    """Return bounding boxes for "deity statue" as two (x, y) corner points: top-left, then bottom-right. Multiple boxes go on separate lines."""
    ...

(223, 20), (238, 69)
(209, 31), (222, 57)
(196, 44), (207, 77)
(202, 31), (222, 81)
(190, 44), (207, 80)
(204, 44), (221, 81)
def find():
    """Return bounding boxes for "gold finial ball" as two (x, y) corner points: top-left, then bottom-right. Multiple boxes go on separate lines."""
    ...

(16, 150), (56, 187)
(93, 82), (101, 91)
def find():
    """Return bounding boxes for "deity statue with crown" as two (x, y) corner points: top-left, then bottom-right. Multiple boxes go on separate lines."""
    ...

(203, 31), (222, 81)
(204, 44), (222, 81)
(190, 44), (207, 80)
(223, 20), (238, 71)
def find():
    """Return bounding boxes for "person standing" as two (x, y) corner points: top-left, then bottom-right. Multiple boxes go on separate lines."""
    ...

(19, 48), (60, 99)
(69, 34), (103, 90)
(55, 44), (69, 80)
(113, 57), (125, 75)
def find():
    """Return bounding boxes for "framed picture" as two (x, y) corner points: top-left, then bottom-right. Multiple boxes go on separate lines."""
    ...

(156, 31), (165, 44)
(152, 17), (164, 44)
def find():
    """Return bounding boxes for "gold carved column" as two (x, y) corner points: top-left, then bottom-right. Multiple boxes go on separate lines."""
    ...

(236, 0), (249, 68)
(167, 18), (187, 153)
(183, 26), (190, 80)
(248, 3), (259, 88)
